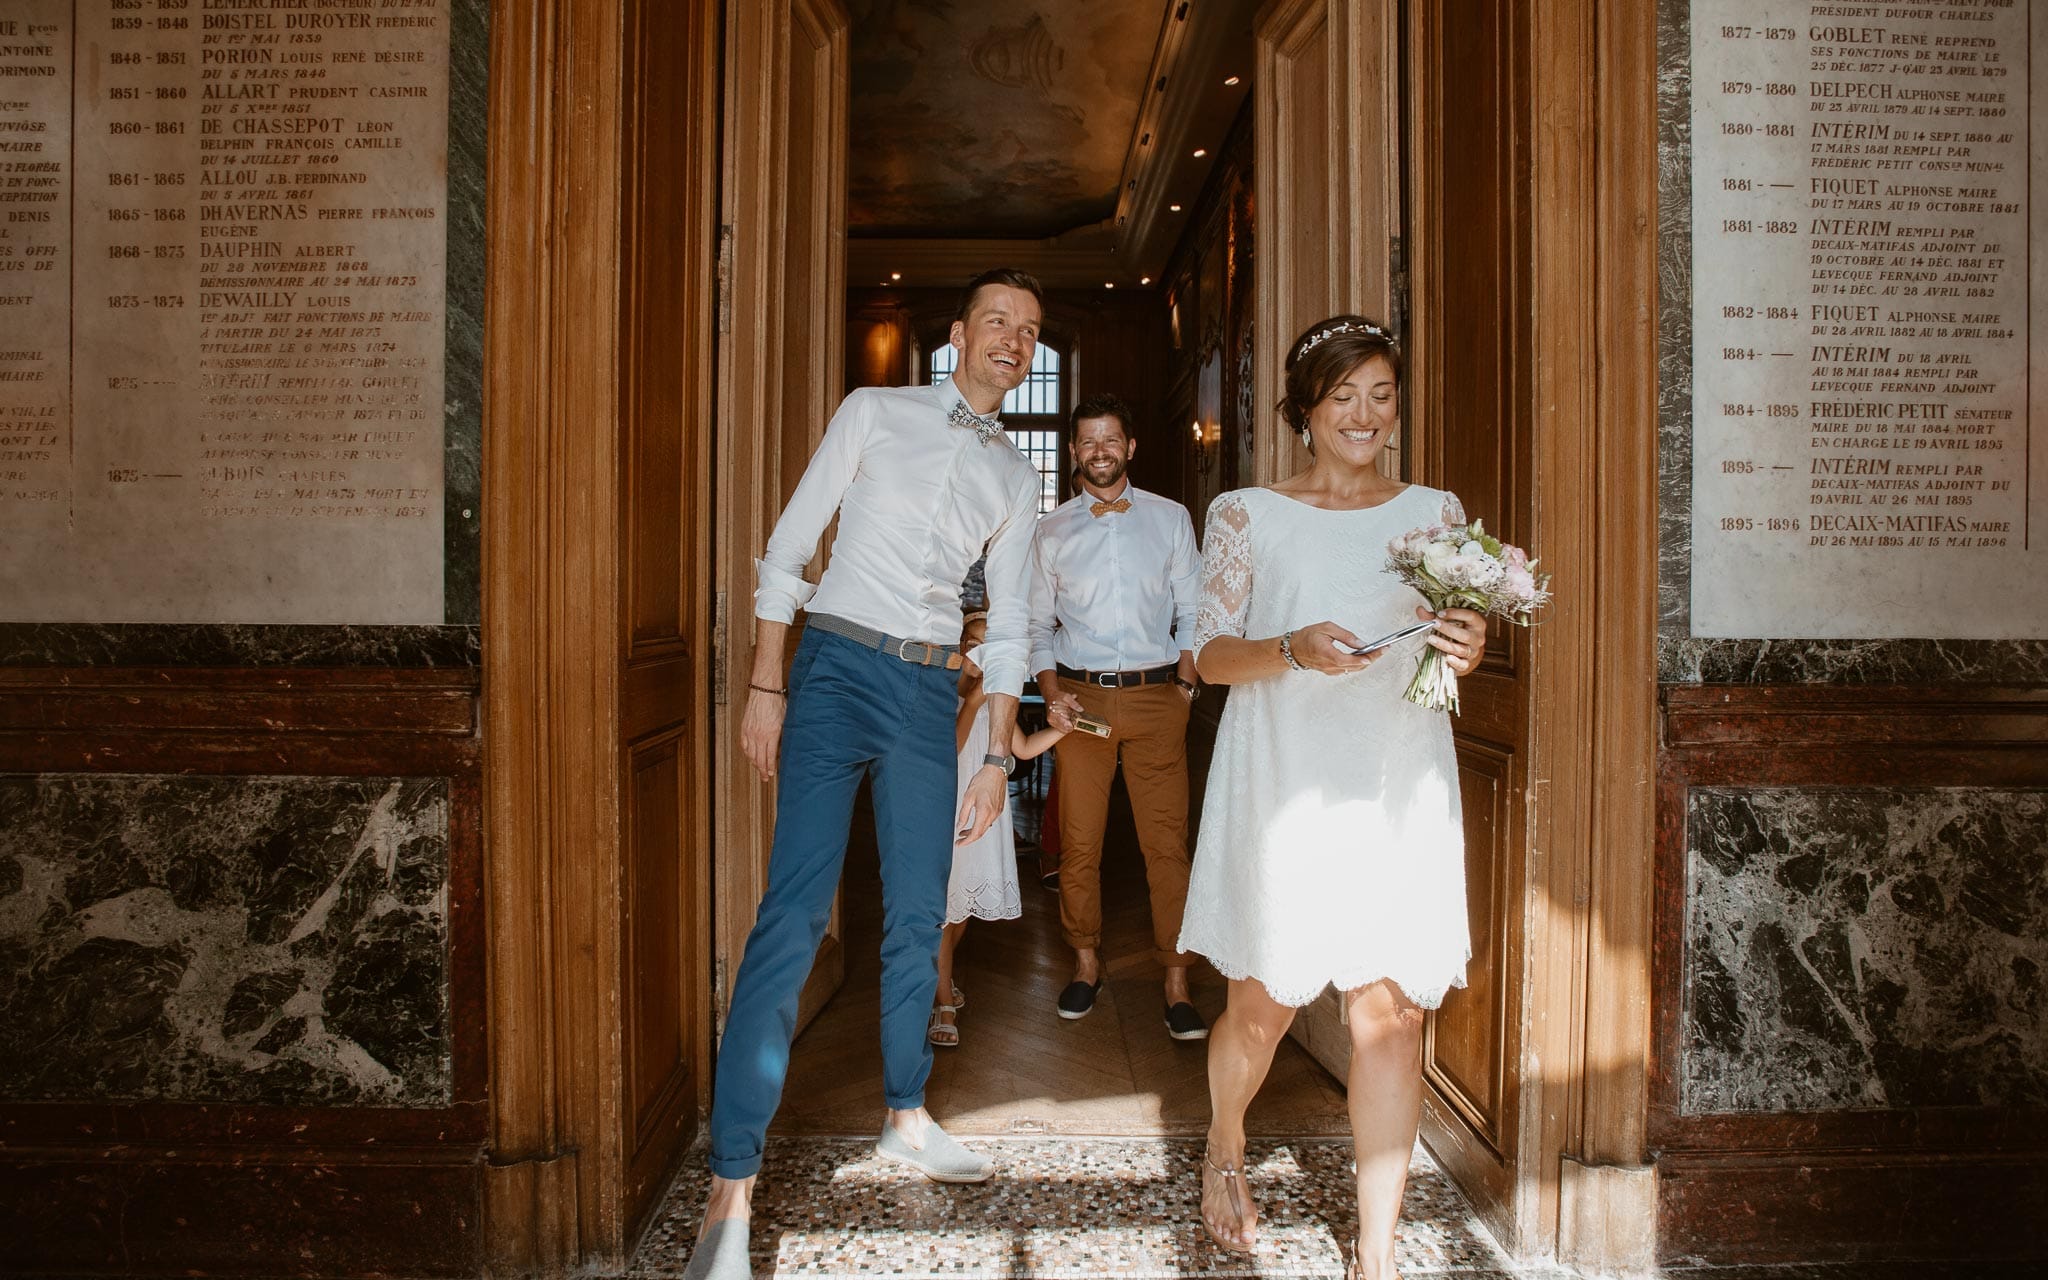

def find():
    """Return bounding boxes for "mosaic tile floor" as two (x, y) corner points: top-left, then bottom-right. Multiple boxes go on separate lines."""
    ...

(622, 1135), (2048, 1279)
(625, 1135), (1529, 1279)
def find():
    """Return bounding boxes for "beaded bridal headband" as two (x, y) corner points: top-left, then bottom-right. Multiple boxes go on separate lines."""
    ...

(1291, 319), (1394, 362)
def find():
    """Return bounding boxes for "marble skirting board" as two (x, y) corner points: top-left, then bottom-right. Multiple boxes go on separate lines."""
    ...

(0, 773), (453, 1108)
(1652, 0), (2046, 687)
(1681, 787), (2048, 1115)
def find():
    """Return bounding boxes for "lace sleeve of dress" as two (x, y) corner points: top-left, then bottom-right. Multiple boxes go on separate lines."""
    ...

(1193, 492), (1254, 658)
(1440, 490), (1467, 526)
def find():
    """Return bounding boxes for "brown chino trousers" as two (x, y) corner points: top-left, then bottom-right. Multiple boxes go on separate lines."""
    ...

(1053, 678), (1195, 965)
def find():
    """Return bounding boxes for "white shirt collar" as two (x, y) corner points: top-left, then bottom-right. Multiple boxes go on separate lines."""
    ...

(939, 374), (1002, 421)
(1077, 479), (1133, 507)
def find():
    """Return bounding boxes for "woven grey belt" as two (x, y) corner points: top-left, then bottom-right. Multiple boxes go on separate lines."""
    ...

(807, 612), (964, 670)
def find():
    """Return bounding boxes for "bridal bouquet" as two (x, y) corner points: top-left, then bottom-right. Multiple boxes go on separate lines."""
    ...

(1384, 519), (1551, 713)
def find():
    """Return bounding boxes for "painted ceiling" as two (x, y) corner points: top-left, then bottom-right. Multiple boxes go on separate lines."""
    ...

(847, 0), (1164, 239)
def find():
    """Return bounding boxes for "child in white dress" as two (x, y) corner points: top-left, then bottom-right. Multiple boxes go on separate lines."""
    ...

(931, 612), (1068, 1046)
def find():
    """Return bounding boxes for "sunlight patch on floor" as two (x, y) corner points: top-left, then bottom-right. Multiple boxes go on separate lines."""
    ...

(626, 1136), (1518, 1279)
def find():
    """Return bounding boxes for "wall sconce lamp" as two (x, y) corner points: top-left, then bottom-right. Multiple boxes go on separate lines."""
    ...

(1193, 418), (1221, 475)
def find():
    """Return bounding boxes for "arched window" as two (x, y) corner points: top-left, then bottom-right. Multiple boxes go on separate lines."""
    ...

(928, 342), (1066, 514)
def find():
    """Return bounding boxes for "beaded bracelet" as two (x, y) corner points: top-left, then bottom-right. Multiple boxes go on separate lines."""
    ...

(1279, 631), (1307, 672)
(748, 682), (788, 697)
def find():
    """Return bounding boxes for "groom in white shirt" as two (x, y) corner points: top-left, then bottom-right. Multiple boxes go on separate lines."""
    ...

(683, 270), (1044, 1280)
(1028, 394), (1208, 1041)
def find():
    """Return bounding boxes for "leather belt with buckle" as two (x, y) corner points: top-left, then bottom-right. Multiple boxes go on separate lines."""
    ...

(1057, 663), (1178, 689)
(808, 612), (964, 670)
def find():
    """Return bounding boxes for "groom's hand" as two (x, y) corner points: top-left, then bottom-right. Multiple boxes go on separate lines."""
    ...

(954, 766), (1007, 845)
(740, 688), (785, 780)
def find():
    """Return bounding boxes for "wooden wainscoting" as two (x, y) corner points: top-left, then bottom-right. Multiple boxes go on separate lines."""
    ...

(1652, 684), (2048, 1265)
(0, 669), (487, 1277)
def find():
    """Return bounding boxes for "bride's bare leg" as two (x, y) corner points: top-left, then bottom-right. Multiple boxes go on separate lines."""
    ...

(931, 920), (967, 1038)
(1201, 976), (1295, 1248)
(1343, 979), (1426, 1280)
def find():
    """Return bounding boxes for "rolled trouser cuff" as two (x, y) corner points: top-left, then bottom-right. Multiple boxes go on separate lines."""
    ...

(708, 1150), (764, 1180)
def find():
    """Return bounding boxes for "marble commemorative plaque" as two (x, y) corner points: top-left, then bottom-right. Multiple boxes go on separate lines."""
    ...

(0, 0), (449, 624)
(1689, 1), (2045, 639)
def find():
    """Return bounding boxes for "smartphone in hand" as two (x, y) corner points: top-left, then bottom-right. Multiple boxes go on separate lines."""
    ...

(1331, 618), (1437, 656)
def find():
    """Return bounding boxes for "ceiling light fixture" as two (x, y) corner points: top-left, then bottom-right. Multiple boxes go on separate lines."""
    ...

(1169, 203), (1183, 212)
(890, 272), (901, 281)
(1192, 148), (1207, 158)
(1104, 282), (1116, 290)
(1225, 75), (1241, 86)
(1140, 276), (1152, 285)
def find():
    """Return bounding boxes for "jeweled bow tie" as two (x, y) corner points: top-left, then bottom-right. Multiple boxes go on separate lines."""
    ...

(949, 401), (1004, 445)
(1089, 497), (1132, 518)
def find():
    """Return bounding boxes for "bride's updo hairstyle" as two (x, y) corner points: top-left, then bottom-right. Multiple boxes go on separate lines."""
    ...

(1276, 314), (1401, 450)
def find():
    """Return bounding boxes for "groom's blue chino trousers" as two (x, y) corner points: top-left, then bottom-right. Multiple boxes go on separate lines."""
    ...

(708, 626), (961, 1179)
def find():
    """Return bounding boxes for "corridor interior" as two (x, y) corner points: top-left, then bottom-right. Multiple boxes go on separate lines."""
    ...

(679, 2), (1525, 1270)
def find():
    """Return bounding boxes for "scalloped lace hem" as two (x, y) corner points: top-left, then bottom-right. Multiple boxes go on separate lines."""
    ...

(945, 883), (1022, 924)
(1193, 949), (1470, 1011)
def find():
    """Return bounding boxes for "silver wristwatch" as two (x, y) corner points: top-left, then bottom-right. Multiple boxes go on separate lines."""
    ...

(981, 752), (1017, 777)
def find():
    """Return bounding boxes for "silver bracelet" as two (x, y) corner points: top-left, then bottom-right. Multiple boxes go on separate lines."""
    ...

(1279, 630), (1306, 672)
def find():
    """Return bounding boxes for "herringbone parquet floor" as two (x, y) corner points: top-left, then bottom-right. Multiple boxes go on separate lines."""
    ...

(772, 771), (1352, 1138)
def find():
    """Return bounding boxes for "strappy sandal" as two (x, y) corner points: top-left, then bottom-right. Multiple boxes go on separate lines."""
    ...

(1200, 1151), (1255, 1253)
(1345, 1237), (1392, 1280)
(927, 1001), (961, 1047)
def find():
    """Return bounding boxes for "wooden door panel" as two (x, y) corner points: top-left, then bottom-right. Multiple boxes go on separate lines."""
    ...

(1280, 18), (1334, 308)
(1428, 739), (1512, 1147)
(627, 736), (687, 1141)
(1407, 0), (1534, 1242)
(613, 0), (717, 1241)
(716, 0), (851, 1030)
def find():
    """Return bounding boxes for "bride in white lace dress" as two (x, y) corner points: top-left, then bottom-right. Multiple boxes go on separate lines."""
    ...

(1178, 316), (1490, 1280)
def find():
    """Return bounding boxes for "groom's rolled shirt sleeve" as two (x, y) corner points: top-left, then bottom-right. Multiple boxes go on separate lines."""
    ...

(753, 391), (872, 623)
(1025, 530), (1059, 677)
